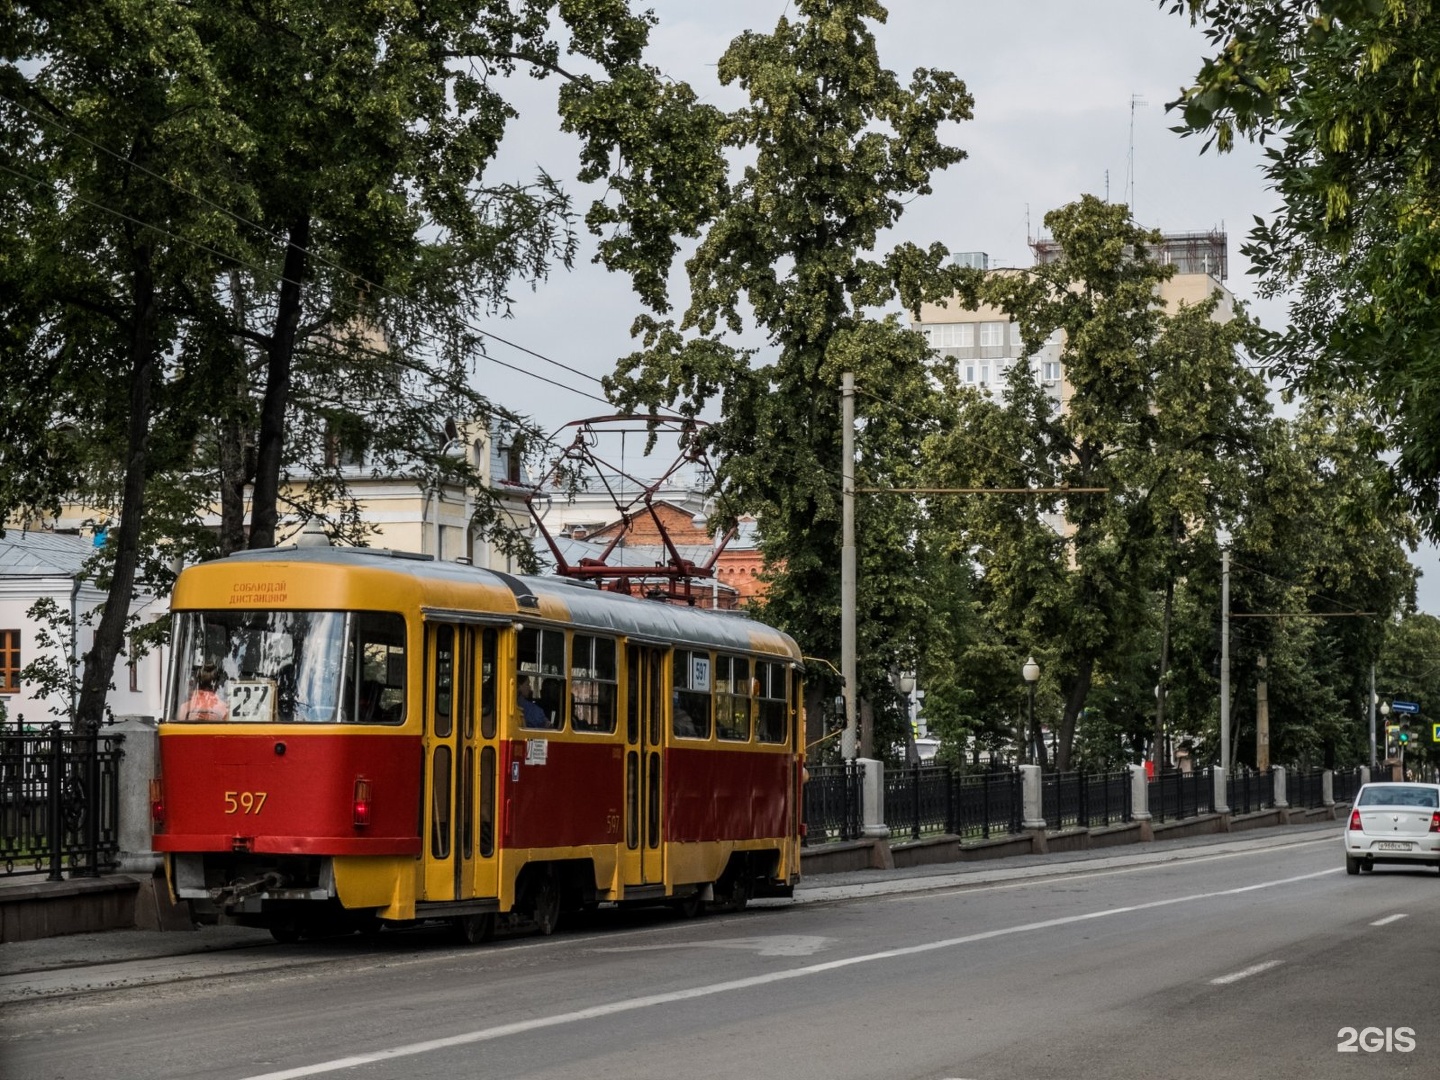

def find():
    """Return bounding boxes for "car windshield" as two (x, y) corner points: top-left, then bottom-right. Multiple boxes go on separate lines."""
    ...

(167, 609), (407, 724)
(1357, 785), (1439, 809)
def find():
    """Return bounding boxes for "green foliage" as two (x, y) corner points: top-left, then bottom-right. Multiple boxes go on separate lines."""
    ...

(1165, 0), (1440, 533)
(605, 0), (975, 762)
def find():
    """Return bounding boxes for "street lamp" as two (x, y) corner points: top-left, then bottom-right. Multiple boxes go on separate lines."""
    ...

(1022, 656), (1040, 767)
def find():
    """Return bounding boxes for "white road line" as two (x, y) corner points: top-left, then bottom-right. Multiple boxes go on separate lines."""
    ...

(1370, 913), (1409, 926)
(237, 866), (1339, 1080)
(1209, 959), (1283, 985)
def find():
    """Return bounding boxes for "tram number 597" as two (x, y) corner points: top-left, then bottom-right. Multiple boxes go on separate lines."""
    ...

(224, 791), (268, 815)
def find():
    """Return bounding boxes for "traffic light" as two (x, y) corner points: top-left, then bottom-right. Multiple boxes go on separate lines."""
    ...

(1386, 724), (1399, 759)
(1397, 724), (1412, 746)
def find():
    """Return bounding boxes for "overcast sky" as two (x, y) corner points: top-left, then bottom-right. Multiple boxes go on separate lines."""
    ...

(475, 0), (1439, 612)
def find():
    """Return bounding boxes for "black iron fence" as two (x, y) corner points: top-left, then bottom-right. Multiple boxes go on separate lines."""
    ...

(1148, 767), (1214, 823)
(1331, 766), (1364, 804)
(1226, 767), (1274, 815)
(803, 761), (864, 843)
(0, 723), (124, 878)
(1288, 767), (1326, 809)
(882, 765), (1024, 842)
(1041, 770), (1132, 830)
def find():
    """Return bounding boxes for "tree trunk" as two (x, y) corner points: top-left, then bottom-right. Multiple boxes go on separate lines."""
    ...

(75, 251), (157, 732)
(249, 213), (310, 549)
(217, 271), (251, 556)
(1055, 655), (1094, 773)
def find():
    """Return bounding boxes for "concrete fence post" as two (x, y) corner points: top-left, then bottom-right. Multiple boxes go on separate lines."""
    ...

(1322, 770), (1335, 807)
(108, 715), (161, 875)
(1360, 766), (1371, 787)
(858, 758), (889, 838)
(1272, 765), (1289, 809)
(1020, 764), (1046, 830)
(1213, 765), (1230, 816)
(1129, 764), (1152, 821)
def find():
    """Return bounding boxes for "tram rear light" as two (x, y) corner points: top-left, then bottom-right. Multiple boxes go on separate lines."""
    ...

(149, 778), (165, 828)
(353, 778), (372, 828)
(1349, 809), (1362, 831)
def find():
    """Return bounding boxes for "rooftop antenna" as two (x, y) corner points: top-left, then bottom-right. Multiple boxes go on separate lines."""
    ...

(1127, 93), (1148, 216)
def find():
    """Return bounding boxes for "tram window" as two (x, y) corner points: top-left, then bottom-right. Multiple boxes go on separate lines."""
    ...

(431, 745), (452, 858)
(672, 649), (712, 739)
(715, 655), (751, 741)
(479, 746), (495, 857)
(168, 609), (406, 724)
(571, 635), (618, 733)
(756, 661), (789, 743)
(517, 627), (565, 730)
(433, 625), (454, 738)
(625, 647), (641, 745)
(343, 613), (407, 724)
(480, 629), (497, 740)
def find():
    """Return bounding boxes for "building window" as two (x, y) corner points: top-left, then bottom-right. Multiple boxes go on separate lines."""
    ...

(926, 323), (974, 349)
(964, 363), (976, 384)
(1042, 360), (1061, 383)
(1009, 322), (1023, 349)
(979, 322), (1005, 348)
(0, 630), (18, 693)
(979, 362), (990, 386)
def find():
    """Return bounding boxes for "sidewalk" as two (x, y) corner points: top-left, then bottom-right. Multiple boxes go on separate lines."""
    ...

(0, 821), (1342, 992)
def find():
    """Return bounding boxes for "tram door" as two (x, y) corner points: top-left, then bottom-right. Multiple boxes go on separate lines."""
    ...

(423, 623), (485, 902)
(621, 645), (665, 886)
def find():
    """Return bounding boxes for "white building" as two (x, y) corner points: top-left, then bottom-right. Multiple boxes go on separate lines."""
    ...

(0, 530), (168, 728)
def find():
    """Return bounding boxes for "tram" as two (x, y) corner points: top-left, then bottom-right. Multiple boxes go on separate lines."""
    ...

(152, 544), (804, 942)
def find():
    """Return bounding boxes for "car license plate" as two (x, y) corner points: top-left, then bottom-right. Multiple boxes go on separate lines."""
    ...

(1377, 841), (1413, 851)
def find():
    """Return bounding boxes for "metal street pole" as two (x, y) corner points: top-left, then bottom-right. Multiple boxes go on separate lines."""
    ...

(1220, 545), (1230, 775)
(840, 373), (858, 760)
(1368, 663), (1377, 770)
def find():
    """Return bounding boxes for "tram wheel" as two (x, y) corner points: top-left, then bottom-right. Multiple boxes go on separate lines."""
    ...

(269, 922), (303, 944)
(528, 876), (563, 936)
(453, 913), (496, 945)
(671, 889), (705, 919)
(712, 874), (750, 913)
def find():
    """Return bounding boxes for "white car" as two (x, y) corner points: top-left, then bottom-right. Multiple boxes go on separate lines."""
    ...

(1344, 782), (1440, 874)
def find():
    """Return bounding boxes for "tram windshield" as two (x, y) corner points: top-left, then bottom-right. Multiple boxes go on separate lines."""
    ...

(167, 610), (407, 724)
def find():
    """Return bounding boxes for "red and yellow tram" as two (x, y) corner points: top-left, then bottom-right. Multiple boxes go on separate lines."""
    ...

(153, 546), (804, 941)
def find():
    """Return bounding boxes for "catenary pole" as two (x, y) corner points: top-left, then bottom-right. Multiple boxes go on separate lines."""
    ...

(840, 373), (858, 760)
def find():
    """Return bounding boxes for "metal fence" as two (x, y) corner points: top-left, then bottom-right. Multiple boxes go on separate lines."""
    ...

(1288, 767), (1326, 809)
(1331, 766), (1364, 804)
(0, 723), (124, 878)
(803, 761), (864, 843)
(1041, 770), (1132, 830)
(1226, 766), (1273, 815)
(1148, 767), (1214, 823)
(883, 766), (1024, 842)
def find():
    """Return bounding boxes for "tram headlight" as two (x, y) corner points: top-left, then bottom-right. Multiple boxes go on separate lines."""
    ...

(353, 777), (372, 828)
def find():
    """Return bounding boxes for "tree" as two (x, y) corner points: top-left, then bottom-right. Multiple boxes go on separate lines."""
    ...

(922, 195), (1269, 771)
(1, 1), (726, 729)
(606, 0), (974, 759)
(1164, 0), (1440, 533)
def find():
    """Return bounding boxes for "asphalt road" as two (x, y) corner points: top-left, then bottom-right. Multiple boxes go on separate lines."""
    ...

(2, 825), (1436, 1080)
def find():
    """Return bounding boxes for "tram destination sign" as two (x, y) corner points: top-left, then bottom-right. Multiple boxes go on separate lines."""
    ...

(1391, 700), (1420, 714)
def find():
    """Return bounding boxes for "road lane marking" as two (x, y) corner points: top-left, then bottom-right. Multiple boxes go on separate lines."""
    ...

(877, 838), (1339, 903)
(1371, 913), (1408, 926)
(236, 867), (1340, 1080)
(594, 935), (833, 956)
(1210, 960), (1283, 985)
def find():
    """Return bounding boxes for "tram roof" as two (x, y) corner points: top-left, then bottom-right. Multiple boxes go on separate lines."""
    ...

(209, 546), (801, 661)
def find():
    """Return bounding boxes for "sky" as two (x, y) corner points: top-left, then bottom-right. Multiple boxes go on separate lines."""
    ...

(472, 0), (1440, 612)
